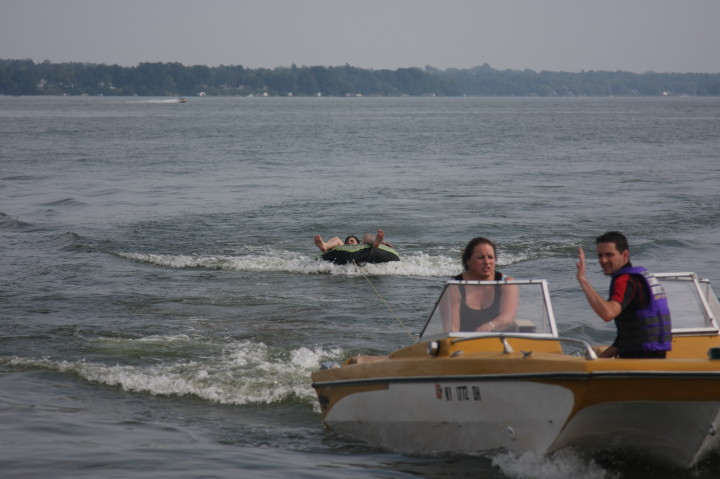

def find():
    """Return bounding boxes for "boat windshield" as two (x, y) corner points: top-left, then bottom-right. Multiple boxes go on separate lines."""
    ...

(656, 273), (720, 334)
(419, 280), (558, 341)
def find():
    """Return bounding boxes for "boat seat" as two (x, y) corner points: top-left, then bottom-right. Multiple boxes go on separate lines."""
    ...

(514, 319), (536, 333)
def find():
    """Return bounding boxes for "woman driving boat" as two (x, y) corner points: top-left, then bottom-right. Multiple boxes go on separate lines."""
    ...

(450, 237), (519, 332)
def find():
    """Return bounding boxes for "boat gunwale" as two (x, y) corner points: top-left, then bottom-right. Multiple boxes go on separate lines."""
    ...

(311, 369), (720, 388)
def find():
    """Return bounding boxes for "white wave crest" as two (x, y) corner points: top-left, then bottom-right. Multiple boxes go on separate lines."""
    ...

(139, 99), (185, 104)
(114, 251), (462, 277)
(490, 450), (616, 479)
(1, 339), (347, 407)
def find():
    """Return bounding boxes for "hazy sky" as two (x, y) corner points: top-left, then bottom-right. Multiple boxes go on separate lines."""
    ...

(2, 0), (719, 73)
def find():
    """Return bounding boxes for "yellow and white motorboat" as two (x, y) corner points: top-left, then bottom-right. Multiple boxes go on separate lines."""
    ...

(311, 273), (720, 468)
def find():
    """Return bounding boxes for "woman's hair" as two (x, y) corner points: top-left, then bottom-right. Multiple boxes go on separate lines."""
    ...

(461, 237), (497, 270)
(344, 235), (360, 244)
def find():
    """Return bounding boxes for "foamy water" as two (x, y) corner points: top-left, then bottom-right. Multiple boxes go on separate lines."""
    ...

(4, 337), (339, 407)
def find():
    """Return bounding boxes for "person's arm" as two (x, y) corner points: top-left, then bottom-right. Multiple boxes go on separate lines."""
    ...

(477, 279), (519, 332)
(492, 281), (519, 331)
(576, 247), (621, 322)
(596, 345), (619, 358)
(448, 286), (461, 331)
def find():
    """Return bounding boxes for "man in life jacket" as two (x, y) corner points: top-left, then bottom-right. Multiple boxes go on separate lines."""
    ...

(576, 231), (672, 358)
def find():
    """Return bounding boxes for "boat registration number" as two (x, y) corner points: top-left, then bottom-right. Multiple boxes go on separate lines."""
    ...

(435, 384), (481, 401)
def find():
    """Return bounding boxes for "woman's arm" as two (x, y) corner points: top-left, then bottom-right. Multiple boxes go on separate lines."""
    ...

(448, 286), (461, 331)
(477, 279), (519, 332)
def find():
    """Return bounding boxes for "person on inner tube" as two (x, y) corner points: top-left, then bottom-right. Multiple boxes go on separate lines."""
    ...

(314, 229), (391, 252)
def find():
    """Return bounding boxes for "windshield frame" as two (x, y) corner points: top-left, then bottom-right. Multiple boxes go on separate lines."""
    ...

(419, 279), (559, 342)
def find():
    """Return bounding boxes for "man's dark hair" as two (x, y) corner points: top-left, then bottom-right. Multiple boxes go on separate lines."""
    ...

(596, 231), (629, 252)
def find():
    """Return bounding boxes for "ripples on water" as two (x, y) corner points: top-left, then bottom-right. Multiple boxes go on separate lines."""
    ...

(1, 96), (720, 478)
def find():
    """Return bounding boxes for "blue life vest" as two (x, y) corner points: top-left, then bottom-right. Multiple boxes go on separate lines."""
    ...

(610, 266), (672, 352)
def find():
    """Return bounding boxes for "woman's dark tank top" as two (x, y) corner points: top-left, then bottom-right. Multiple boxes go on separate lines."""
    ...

(453, 271), (503, 332)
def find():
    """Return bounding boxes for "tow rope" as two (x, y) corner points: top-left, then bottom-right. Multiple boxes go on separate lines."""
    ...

(353, 259), (415, 342)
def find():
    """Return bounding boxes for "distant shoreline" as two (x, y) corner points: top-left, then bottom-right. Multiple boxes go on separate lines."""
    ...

(2, 59), (719, 97)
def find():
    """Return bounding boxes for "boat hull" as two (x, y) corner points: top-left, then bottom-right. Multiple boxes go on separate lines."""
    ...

(313, 348), (720, 468)
(550, 399), (720, 467)
(318, 380), (574, 455)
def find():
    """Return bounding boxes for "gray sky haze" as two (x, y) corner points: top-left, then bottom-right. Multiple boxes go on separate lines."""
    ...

(2, 0), (719, 73)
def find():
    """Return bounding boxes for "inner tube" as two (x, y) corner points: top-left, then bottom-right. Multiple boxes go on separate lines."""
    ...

(319, 243), (400, 265)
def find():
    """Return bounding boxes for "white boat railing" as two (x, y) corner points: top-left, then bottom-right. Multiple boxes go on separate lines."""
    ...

(655, 273), (720, 334)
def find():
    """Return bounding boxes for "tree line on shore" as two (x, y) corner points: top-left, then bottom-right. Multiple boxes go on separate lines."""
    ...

(2, 59), (719, 97)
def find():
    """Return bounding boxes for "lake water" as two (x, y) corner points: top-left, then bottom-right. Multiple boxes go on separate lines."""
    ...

(1, 95), (720, 478)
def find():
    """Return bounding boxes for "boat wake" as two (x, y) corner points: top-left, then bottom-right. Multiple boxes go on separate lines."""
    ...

(0, 336), (344, 409)
(138, 98), (186, 104)
(112, 250), (464, 277)
(490, 450), (617, 479)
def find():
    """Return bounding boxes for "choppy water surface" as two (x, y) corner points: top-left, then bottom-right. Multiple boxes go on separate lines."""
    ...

(1, 96), (720, 478)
